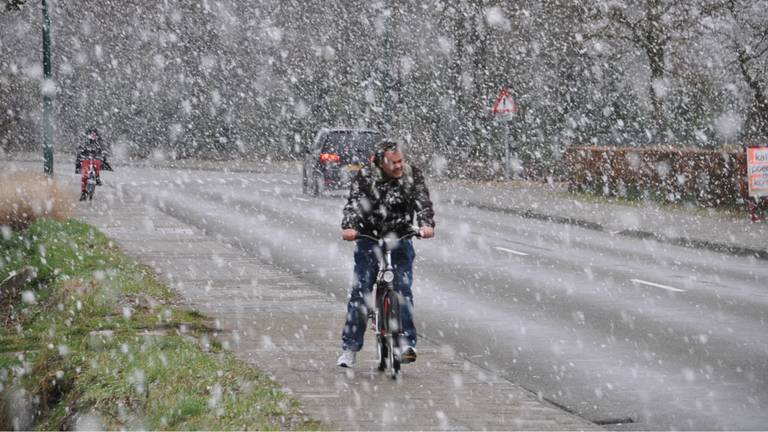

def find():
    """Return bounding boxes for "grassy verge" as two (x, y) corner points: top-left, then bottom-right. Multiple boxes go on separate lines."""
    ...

(0, 219), (320, 430)
(558, 188), (752, 221)
(0, 171), (72, 231)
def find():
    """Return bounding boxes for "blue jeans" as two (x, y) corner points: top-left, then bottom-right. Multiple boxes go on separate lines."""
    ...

(341, 237), (417, 352)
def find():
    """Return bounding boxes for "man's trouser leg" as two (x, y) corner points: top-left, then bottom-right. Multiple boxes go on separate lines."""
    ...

(80, 161), (89, 193)
(391, 240), (417, 348)
(341, 239), (378, 352)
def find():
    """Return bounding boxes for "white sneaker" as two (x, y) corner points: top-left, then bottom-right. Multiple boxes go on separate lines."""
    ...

(399, 346), (417, 364)
(337, 350), (356, 368)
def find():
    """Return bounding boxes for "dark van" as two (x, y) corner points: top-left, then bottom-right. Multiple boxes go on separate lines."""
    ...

(302, 128), (383, 196)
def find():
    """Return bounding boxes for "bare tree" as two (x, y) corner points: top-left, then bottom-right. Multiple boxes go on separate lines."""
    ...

(699, 0), (768, 138)
(587, 1), (692, 142)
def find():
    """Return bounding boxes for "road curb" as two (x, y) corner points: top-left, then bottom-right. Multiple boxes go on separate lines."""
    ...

(618, 229), (768, 260)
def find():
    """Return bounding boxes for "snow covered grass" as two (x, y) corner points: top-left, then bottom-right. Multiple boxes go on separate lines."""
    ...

(560, 188), (754, 221)
(0, 171), (73, 231)
(0, 219), (320, 430)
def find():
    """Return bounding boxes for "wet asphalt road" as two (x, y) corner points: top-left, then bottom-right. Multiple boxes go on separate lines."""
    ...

(45, 163), (768, 430)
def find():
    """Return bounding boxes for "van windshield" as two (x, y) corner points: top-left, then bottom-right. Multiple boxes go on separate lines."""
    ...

(321, 131), (382, 163)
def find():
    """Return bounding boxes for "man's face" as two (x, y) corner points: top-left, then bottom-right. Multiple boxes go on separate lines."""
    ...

(380, 150), (405, 178)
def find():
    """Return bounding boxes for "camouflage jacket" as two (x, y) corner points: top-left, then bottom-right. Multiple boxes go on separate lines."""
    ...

(341, 163), (435, 237)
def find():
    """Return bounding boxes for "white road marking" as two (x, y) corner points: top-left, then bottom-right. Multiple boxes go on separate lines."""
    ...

(630, 278), (685, 292)
(295, 197), (310, 202)
(493, 246), (529, 256)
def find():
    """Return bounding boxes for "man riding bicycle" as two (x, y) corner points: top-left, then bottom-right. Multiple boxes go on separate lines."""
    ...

(75, 127), (112, 201)
(337, 140), (435, 368)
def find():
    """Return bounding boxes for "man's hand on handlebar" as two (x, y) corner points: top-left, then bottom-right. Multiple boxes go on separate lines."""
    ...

(342, 228), (358, 241)
(419, 226), (434, 239)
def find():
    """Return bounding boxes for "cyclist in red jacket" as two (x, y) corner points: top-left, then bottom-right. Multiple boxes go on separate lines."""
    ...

(75, 127), (112, 201)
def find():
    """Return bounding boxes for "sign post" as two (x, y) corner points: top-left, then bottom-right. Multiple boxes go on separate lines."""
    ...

(492, 88), (518, 178)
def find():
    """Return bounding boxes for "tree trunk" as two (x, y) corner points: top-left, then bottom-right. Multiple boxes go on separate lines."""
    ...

(469, 0), (489, 162)
(644, 0), (666, 142)
(737, 47), (768, 137)
(448, 1), (467, 171)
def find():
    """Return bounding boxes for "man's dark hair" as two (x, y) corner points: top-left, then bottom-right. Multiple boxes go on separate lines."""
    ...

(86, 127), (100, 138)
(373, 139), (401, 166)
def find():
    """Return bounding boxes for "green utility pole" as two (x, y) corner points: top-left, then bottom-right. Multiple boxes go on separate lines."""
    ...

(42, 0), (54, 175)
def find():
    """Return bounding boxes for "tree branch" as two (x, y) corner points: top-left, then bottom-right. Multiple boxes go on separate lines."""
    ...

(608, 7), (641, 37)
(4, 0), (26, 11)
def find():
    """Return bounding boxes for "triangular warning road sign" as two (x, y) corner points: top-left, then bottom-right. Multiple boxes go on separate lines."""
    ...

(492, 88), (518, 115)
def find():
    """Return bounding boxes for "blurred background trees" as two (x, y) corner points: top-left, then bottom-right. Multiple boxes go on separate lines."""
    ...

(1, 0), (766, 177)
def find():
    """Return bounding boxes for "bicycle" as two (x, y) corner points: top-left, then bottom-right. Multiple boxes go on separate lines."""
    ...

(358, 229), (420, 378)
(85, 158), (98, 201)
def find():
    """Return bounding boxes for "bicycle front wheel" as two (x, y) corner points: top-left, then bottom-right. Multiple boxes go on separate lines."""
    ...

(377, 334), (387, 372)
(384, 290), (401, 377)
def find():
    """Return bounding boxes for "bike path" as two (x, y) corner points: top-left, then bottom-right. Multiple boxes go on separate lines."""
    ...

(76, 196), (601, 430)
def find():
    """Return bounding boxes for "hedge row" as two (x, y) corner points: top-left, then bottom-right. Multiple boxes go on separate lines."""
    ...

(561, 146), (755, 208)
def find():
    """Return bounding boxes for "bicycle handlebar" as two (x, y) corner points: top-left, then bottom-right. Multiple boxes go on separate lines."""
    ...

(356, 229), (422, 242)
